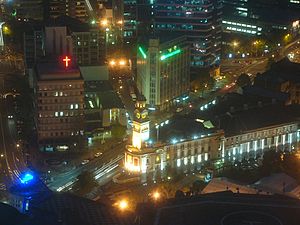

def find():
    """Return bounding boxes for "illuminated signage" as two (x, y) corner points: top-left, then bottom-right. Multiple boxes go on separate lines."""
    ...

(63, 56), (71, 68)
(138, 46), (147, 59)
(160, 49), (181, 61)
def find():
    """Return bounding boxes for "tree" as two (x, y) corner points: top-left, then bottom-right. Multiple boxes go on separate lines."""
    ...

(236, 73), (251, 87)
(260, 150), (282, 177)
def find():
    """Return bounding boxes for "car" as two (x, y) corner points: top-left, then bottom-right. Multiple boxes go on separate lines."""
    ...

(81, 159), (89, 165)
(176, 107), (183, 113)
(94, 152), (102, 158)
(7, 115), (13, 119)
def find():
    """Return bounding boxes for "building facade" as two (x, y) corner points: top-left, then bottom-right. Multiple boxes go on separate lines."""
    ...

(224, 122), (299, 162)
(123, 0), (137, 46)
(23, 29), (45, 69)
(125, 104), (300, 182)
(24, 18), (106, 70)
(71, 29), (106, 66)
(34, 59), (85, 152)
(137, 0), (222, 68)
(222, 0), (300, 36)
(137, 37), (190, 110)
(13, 0), (44, 20)
(48, 0), (89, 22)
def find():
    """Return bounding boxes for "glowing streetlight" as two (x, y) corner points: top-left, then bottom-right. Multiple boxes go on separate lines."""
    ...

(109, 60), (116, 66)
(152, 191), (161, 201)
(100, 19), (108, 27)
(16, 143), (20, 148)
(0, 154), (4, 158)
(117, 199), (128, 210)
(117, 20), (123, 25)
(232, 41), (239, 47)
(119, 59), (126, 66)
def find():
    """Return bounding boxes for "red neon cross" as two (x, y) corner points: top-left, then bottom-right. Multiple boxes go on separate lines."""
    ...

(63, 56), (71, 68)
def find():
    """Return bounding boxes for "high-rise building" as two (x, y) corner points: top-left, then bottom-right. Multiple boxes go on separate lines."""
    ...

(123, 0), (137, 46)
(137, 36), (190, 110)
(137, 0), (222, 68)
(34, 57), (85, 152)
(222, 0), (300, 36)
(47, 0), (90, 22)
(13, 0), (44, 20)
(23, 28), (45, 69)
(23, 17), (106, 69)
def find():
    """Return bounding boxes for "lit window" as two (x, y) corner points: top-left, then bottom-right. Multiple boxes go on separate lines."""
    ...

(156, 156), (160, 162)
(55, 112), (58, 117)
(70, 104), (73, 109)
(60, 111), (64, 116)
(177, 159), (181, 167)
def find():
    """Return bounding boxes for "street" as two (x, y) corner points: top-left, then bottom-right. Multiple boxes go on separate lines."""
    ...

(0, 72), (27, 188)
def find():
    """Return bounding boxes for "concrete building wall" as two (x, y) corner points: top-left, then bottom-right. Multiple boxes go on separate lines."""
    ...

(45, 26), (73, 56)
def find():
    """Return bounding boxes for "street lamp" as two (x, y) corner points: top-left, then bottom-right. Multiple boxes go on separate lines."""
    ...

(100, 19), (108, 27)
(152, 191), (160, 201)
(232, 41), (239, 55)
(117, 199), (128, 211)
(109, 60), (116, 66)
(119, 59), (126, 66)
(155, 120), (169, 142)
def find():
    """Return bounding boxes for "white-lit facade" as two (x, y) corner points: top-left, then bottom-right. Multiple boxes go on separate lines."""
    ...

(224, 122), (300, 162)
(125, 118), (300, 182)
(124, 98), (151, 173)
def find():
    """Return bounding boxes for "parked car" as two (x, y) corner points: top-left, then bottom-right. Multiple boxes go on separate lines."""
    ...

(81, 159), (89, 165)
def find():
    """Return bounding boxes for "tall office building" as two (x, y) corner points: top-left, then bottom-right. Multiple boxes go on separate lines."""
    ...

(47, 0), (90, 22)
(123, 0), (137, 46)
(13, 0), (44, 20)
(137, 36), (190, 110)
(137, 0), (222, 68)
(222, 0), (300, 36)
(24, 16), (106, 69)
(34, 58), (85, 152)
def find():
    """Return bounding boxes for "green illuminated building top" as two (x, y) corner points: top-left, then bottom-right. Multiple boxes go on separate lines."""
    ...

(137, 36), (190, 111)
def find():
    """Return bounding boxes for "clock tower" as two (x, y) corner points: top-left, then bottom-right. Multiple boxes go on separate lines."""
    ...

(132, 96), (150, 149)
(125, 95), (151, 173)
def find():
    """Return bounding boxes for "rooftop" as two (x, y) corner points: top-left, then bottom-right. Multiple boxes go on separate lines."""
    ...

(80, 66), (109, 81)
(36, 60), (82, 81)
(137, 192), (300, 225)
(85, 80), (113, 93)
(45, 16), (90, 32)
(255, 58), (300, 86)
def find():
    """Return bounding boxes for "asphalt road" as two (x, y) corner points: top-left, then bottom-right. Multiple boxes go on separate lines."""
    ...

(0, 72), (27, 188)
(47, 141), (126, 191)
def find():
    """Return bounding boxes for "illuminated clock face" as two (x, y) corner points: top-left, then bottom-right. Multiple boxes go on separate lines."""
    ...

(142, 112), (147, 119)
(136, 113), (141, 119)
